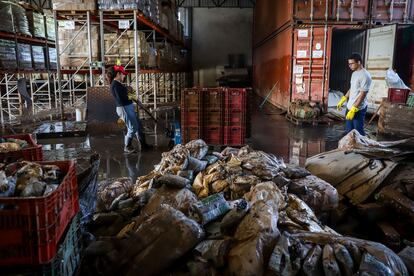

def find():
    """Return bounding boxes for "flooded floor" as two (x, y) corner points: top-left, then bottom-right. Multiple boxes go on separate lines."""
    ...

(35, 96), (359, 182)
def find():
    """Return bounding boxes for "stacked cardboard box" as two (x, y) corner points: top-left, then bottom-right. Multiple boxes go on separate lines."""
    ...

(59, 25), (100, 68)
(52, 0), (96, 10)
(104, 31), (149, 66)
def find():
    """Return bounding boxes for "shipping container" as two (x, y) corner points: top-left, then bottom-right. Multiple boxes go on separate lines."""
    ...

(371, 0), (414, 24)
(253, 0), (414, 48)
(254, 23), (414, 112)
(253, 0), (370, 47)
(254, 24), (365, 110)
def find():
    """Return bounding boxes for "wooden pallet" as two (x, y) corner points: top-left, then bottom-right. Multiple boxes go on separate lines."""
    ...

(285, 114), (334, 126)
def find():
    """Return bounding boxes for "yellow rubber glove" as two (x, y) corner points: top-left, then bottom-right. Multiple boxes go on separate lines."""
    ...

(346, 106), (359, 120)
(128, 93), (137, 101)
(337, 96), (347, 111)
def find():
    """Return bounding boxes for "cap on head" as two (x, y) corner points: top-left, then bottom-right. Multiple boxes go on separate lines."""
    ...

(113, 65), (128, 75)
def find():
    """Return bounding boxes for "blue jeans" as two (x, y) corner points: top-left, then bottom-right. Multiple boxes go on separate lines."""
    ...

(121, 103), (142, 142)
(345, 106), (367, 136)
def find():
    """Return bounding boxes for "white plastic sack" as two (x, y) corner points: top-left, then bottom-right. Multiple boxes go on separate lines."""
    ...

(385, 69), (410, 90)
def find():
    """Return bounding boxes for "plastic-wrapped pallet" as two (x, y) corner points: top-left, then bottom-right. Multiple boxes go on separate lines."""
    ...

(27, 11), (46, 39)
(52, 0), (96, 10)
(32, 45), (46, 70)
(17, 43), (33, 69)
(98, 0), (140, 10)
(0, 1), (14, 33)
(0, 39), (17, 70)
(48, 47), (57, 70)
(45, 16), (56, 41)
(10, 1), (32, 36)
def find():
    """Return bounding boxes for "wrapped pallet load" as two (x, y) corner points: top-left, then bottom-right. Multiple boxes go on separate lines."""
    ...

(0, 39), (17, 70)
(52, 0), (96, 10)
(32, 45), (46, 70)
(17, 43), (33, 69)
(0, 0), (31, 36)
(48, 47), (57, 70)
(27, 11), (45, 39)
(45, 16), (55, 41)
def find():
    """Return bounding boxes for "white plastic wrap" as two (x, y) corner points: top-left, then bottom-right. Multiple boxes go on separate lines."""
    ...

(385, 69), (410, 90)
(0, 39), (17, 69)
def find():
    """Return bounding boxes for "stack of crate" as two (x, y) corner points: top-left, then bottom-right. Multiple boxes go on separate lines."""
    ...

(181, 89), (203, 144)
(224, 88), (247, 146)
(181, 88), (248, 146)
(203, 88), (225, 145)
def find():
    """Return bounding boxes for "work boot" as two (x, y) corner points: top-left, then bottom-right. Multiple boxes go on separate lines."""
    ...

(137, 133), (153, 149)
(124, 136), (135, 154)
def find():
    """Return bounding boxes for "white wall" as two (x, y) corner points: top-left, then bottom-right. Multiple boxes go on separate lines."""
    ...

(191, 8), (253, 87)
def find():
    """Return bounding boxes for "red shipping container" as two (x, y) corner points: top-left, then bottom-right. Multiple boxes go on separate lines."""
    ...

(388, 88), (410, 103)
(0, 160), (78, 265)
(0, 134), (43, 163)
(372, 0), (414, 23)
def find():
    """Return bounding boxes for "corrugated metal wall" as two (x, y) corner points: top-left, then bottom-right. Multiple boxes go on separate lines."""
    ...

(329, 29), (366, 94)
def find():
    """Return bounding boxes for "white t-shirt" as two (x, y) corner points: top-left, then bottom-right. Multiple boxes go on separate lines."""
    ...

(347, 68), (372, 110)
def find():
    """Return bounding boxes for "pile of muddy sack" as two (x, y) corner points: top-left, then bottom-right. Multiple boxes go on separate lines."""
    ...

(289, 100), (322, 120)
(81, 139), (409, 276)
(0, 161), (62, 197)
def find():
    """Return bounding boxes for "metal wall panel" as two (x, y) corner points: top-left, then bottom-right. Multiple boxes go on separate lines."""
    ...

(294, 0), (332, 21)
(333, 0), (370, 22)
(253, 0), (292, 47)
(253, 26), (293, 109)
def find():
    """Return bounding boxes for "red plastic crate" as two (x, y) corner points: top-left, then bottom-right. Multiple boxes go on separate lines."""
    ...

(224, 126), (245, 146)
(0, 134), (43, 163)
(0, 160), (79, 265)
(225, 88), (247, 112)
(181, 88), (202, 110)
(388, 88), (410, 103)
(204, 88), (225, 111)
(203, 126), (223, 145)
(182, 126), (202, 144)
(181, 110), (202, 127)
(204, 110), (224, 126)
(225, 111), (245, 127)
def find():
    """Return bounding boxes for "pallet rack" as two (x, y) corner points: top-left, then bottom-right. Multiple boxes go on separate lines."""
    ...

(0, 28), (56, 125)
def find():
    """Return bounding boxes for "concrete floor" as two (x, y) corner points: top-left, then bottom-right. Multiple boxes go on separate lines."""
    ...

(34, 97), (354, 183)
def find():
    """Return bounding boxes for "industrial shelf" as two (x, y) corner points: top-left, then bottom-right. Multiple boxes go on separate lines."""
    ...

(0, 31), (55, 47)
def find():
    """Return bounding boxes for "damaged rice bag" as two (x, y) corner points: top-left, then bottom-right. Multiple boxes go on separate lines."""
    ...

(195, 239), (231, 268)
(189, 193), (231, 225)
(153, 174), (190, 189)
(0, 171), (16, 197)
(220, 199), (250, 233)
(97, 177), (134, 212)
(228, 182), (284, 276)
(185, 139), (209, 160)
(187, 156), (208, 173)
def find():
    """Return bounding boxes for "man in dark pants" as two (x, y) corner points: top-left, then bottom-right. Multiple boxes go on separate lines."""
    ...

(337, 53), (372, 136)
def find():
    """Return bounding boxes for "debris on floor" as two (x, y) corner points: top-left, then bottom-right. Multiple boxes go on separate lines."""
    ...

(80, 139), (410, 275)
(306, 130), (414, 253)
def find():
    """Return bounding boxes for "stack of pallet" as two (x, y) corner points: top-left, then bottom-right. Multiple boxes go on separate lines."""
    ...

(181, 87), (248, 146)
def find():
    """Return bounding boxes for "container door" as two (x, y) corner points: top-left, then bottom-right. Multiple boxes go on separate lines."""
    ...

(292, 26), (332, 109)
(333, 0), (370, 22)
(365, 25), (397, 112)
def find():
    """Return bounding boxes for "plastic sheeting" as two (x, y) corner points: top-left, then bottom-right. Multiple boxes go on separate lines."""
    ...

(32, 45), (45, 70)
(27, 11), (45, 39)
(17, 43), (32, 69)
(0, 1), (31, 36)
(0, 39), (17, 69)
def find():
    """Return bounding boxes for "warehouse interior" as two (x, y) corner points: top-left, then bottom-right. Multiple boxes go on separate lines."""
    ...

(0, 0), (414, 275)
